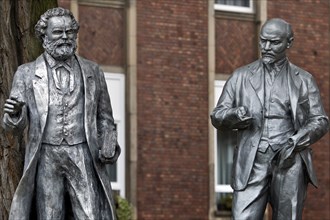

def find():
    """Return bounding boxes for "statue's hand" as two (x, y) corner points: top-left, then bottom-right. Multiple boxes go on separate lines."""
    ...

(4, 96), (25, 116)
(236, 106), (248, 120)
(277, 141), (295, 169)
(99, 144), (121, 164)
(293, 134), (310, 152)
(234, 106), (253, 129)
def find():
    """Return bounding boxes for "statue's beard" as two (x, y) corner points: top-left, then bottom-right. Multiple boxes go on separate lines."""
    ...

(261, 53), (276, 65)
(43, 38), (77, 61)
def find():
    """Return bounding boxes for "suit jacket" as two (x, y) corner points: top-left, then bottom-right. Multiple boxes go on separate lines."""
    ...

(211, 59), (329, 191)
(3, 54), (119, 219)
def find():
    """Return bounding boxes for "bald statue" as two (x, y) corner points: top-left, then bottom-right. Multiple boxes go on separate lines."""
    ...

(211, 18), (329, 219)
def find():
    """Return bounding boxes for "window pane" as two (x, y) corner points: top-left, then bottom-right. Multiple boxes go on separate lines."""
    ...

(109, 164), (117, 182)
(215, 0), (250, 7)
(105, 73), (126, 197)
(217, 129), (236, 185)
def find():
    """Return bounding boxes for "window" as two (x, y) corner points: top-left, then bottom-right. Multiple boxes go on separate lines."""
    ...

(214, 0), (254, 13)
(104, 72), (126, 197)
(214, 80), (235, 212)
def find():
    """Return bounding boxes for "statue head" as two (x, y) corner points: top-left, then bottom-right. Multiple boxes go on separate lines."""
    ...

(259, 18), (294, 65)
(35, 7), (79, 61)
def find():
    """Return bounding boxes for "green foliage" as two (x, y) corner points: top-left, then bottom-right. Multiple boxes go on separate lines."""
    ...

(115, 195), (133, 220)
(217, 194), (233, 211)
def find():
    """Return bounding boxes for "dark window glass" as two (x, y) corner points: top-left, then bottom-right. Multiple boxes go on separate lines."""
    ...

(215, 0), (250, 7)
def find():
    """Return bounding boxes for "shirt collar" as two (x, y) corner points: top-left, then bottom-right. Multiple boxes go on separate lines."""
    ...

(44, 52), (73, 69)
(274, 57), (288, 72)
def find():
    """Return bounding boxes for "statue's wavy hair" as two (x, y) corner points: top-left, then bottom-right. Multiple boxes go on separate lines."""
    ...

(35, 7), (79, 41)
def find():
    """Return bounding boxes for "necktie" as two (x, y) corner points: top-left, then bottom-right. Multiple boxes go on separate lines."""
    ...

(269, 69), (276, 83)
(58, 66), (70, 93)
(53, 63), (74, 94)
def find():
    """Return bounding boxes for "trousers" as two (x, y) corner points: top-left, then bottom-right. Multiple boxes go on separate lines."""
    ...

(232, 146), (308, 220)
(36, 142), (111, 220)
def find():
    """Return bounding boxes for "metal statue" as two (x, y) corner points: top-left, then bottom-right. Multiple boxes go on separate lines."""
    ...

(3, 7), (120, 220)
(211, 18), (329, 220)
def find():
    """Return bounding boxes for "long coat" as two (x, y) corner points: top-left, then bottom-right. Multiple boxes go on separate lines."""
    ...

(3, 54), (118, 219)
(211, 59), (329, 191)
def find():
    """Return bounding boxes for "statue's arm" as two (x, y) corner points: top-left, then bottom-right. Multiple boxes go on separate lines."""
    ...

(2, 68), (28, 132)
(290, 76), (329, 150)
(211, 73), (251, 130)
(96, 68), (121, 164)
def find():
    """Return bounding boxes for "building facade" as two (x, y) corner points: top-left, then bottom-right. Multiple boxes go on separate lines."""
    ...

(58, 1), (329, 219)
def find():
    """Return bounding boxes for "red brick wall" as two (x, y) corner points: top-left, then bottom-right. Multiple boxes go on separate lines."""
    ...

(57, 2), (125, 66)
(215, 19), (258, 74)
(78, 5), (125, 66)
(58, 0), (70, 9)
(268, 1), (330, 219)
(58, 0), (69, 10)
(136, 1), (209, 219)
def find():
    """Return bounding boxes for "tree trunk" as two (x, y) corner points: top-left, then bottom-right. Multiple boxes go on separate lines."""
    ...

(0, 1), (57, 219)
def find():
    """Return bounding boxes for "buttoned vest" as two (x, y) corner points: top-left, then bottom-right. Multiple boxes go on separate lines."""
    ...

(42, 57), (86, 145)
(259, 63), (295, 152)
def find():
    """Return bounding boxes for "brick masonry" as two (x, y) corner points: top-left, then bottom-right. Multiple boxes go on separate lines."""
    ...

(78, 5), (125, 66)
(136, 1), (209, 219)
(216, 19), (258, 74)
(58, 1), (125, 66)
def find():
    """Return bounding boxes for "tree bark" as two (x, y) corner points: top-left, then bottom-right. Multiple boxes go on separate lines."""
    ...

(0, 1), (57, 219)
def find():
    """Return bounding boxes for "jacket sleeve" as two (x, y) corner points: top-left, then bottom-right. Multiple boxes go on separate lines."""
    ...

(2, 66), (28, 132)
(290, 75), (329, 147)
(96, 68), (121, 159)
(210, 71), (244, 130)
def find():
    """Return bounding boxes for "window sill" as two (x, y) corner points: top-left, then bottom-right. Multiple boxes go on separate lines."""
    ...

(79, 0), (126, 8)
(214, 210), (232, 220)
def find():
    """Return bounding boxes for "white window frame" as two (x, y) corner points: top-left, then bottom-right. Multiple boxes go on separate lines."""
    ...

(214, 0), (254, 14)
(214, 80), (233, 194)
(104, 72), (126, 198)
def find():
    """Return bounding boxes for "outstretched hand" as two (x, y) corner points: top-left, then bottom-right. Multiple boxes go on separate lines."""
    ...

(4, 96), (25, 116)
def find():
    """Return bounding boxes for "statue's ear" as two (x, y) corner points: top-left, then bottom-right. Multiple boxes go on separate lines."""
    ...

(287, 37), (294, 49)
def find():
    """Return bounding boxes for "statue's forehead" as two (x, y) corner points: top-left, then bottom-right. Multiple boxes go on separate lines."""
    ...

(260, 23), (287, 39)
(48, 16), (73, 29)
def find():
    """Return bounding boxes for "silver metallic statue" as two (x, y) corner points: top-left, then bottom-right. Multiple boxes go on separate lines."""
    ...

(211, 18), (329, 220)
(3, 7), (120, 220)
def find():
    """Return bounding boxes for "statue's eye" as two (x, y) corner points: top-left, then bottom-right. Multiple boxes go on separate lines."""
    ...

(66, 29), (75, 35)
(52, 30), (63, 35)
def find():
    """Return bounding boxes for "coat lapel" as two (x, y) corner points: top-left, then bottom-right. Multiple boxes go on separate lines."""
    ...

(248, 60), (264, 106)
(33, 55), (49, 132)
(76, 55), (95, 104)
(76, 56), (96, 139)
(287, 62), (302, 129)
